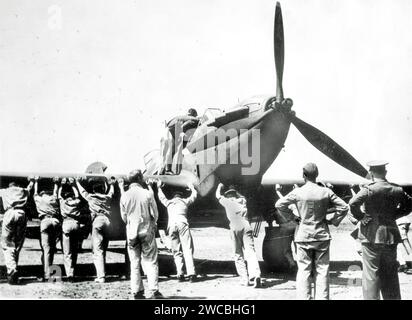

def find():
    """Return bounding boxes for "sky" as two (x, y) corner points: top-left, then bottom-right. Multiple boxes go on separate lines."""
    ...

(0, 0), (411, 183)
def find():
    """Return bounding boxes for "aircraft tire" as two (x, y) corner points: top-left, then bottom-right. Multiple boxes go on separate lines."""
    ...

(262, 224), (297, 273)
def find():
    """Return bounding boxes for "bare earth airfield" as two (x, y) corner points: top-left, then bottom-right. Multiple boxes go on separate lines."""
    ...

(1, 0), (412, 301)
(1, 220), (412, 300)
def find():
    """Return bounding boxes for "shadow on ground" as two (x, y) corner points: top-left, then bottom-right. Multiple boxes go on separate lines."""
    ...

(0, 252), (363, 286)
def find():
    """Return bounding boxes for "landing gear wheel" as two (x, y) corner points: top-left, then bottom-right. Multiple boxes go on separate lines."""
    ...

(262, 223), (297, 273)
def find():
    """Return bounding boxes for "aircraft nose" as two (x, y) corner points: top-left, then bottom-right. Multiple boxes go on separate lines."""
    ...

(282, 98), (293, 109)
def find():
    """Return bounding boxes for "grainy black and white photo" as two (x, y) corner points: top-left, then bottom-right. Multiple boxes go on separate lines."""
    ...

(1, 0), (412, 302)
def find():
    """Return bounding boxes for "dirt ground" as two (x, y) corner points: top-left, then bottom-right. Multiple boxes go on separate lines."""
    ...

(1, 220), (412, 300)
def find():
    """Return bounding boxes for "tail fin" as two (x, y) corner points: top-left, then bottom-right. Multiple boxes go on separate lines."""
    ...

(85, 161), (108, 174)
(143, 150), (161, 175)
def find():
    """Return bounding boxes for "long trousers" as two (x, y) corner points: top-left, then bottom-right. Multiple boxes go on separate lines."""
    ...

(127, 227), (159, 294)
(62, 219), (81, 277)
(92, 216), (111, 279)
(169, 222), (195, 276)
(160, 128), (173, 173)
(40, 217), (61, 279)
(173, 133), (184, 174)
(361, 243), (401, 300)
(1, 209), (26, 274)
(295, 240), (330, 300)
(231, 226), (261, 282)
(397, 223), (411, 266)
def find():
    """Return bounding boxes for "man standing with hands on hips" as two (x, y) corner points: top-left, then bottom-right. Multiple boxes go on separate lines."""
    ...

(350, 161), (412, 300)
(276, 163), (349, 300)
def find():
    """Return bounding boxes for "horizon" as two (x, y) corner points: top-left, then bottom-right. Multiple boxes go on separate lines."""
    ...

(1, 0), (411, 184)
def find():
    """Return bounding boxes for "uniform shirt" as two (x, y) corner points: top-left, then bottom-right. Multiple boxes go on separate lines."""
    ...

(120, 183), (159, 240)
(276, 181), (349, 242)
(0, 186), (29, 211)
(217, 194), (249, 231)
(59, 197), (82, 220)
(80, 188), (114, 219)
(34, 194), (60, 219)
(158, 188), (197, 226)
(349, 178), (412, 244)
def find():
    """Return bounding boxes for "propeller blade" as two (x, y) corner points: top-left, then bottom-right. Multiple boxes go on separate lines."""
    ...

(274, 1), (284, 102)
(290, 115), (368, 178)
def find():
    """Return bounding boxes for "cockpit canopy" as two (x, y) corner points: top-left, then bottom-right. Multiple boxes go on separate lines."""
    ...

(199, 108), (224, 125)
(199, 95), (276, 128)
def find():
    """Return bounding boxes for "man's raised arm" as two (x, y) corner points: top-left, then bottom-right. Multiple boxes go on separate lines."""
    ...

(150, 194), (159, 225)
(156, 180), (169, 207)
(215, 183), (224, 201)
(107, 177), (116, 198)
(118, 178), (125, 196)
(186, 183), (197, 205)
(26, 176), (35, 193)
(33, 177), (39, 196)
(66, 178), (79, 198)
(52, 177), (59, 198)
(75, 178), (89, 200)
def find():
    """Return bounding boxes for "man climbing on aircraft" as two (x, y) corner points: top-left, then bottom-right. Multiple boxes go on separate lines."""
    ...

(159, 108), (199, 175)
(215, 183), (262, 288)
(276, 163), (349, 300)
(0, 178), (34, 284)
(157, 181), (198, 283)
(33, 176), (61, 281)
(76, 177), (115, 283)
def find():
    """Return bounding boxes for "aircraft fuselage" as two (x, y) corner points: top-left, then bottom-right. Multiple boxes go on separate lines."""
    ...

(182, 95), (293, 197)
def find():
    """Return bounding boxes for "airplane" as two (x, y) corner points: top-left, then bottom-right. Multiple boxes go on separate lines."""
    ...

(1, 2), (410, 272)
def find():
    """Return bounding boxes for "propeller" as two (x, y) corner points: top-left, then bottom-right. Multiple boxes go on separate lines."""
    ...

(273, 2), (368, 178)
(274, 2), (284, 102)
(290, 115), (368, 178)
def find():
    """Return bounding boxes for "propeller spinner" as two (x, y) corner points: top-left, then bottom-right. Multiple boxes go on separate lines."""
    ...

(273, 2), (368, 178)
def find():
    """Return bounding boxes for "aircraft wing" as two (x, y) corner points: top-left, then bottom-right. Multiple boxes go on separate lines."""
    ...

(261, 176), (370, 187)
(0, 170), (198, 187)
(261, 176), (412, 189)
(260, 176), (412, 210)
(0, 171), (123, 182)
(0, 167), (201, 241)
